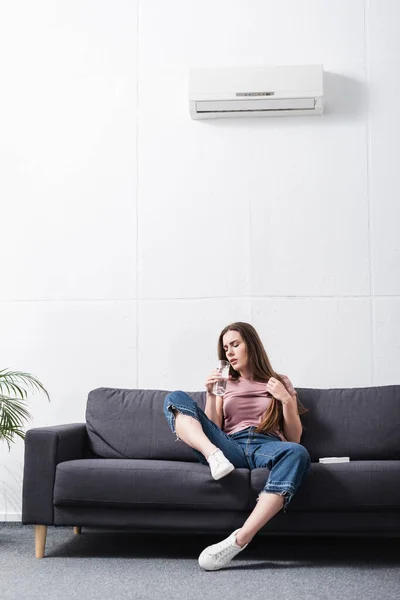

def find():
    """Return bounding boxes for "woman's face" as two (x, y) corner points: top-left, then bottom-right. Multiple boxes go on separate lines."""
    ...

(222, 330), (248, 372)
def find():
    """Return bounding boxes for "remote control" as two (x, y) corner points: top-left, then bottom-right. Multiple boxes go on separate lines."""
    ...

(319, 457), (350, 463)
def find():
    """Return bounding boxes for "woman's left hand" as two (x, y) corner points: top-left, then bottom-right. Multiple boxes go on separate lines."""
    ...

(266, 377), (292, 404)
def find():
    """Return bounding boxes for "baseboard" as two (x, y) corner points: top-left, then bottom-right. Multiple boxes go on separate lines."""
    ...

(0, 513), (22, 522)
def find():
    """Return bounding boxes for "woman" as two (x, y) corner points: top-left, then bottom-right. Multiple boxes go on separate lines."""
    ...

(163, 322), (310, 571)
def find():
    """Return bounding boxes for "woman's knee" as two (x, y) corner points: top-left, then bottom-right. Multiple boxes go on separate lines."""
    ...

(163, 391), (198, 419)
(285, 443), (311, 469)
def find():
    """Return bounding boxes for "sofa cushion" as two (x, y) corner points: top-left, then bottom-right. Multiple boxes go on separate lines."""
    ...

(298, 385), (400, 461)
(250, 460), (400, 511)
(86, 388), (207, 461)
(54, 459), (250, 511)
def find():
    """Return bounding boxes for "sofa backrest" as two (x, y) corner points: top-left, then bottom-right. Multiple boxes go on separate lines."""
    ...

(86, 388), (207, 461)
(86, 385), (400, 462)
(299, 385), (400, 461)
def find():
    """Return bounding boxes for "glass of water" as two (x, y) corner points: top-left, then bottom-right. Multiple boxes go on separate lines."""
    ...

(212, 360), (230, 396)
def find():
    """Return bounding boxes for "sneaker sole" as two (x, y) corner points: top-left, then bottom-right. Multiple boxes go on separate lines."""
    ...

(212, 463), (235, 480)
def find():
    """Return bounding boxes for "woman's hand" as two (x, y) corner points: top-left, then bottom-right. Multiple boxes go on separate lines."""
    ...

(278, 374), (297, 397)
(266, 377), (292, 404)
(205, 370), (232, 394)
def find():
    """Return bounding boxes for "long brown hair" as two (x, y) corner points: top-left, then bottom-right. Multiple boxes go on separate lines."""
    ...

(217, 322), (308, 435)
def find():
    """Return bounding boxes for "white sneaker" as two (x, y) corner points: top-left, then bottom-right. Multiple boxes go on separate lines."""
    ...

(207, 449), (235, 480)
(198, 529), (248, 571)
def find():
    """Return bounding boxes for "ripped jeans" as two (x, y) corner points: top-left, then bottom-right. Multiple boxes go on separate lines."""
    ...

(163, 390), (311, 512)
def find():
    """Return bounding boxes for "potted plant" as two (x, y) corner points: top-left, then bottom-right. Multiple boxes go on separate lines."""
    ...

(0, 369), (50, 450)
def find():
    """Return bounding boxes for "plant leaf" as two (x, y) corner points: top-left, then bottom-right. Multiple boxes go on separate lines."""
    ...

(0, 370), (50, 401)
(0, 370), (50, 450)
(0, 398), (31, 435)
(0, 424), (26, 451)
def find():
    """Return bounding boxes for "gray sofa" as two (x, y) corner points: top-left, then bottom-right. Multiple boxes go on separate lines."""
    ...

(22, 385), (400, 558)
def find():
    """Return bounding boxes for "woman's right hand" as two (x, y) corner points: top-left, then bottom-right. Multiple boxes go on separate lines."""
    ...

(205, 370), (232, 394)
(205, 370), (220, 394)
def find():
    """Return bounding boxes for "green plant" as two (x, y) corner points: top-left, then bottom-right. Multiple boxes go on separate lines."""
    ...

(0, 369), (50, 450)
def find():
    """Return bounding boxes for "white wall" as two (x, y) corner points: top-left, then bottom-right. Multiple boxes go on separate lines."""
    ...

(0, 0), (399, 520)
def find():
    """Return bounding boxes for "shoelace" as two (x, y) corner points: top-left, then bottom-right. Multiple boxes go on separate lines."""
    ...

(211, 452), (224, 466)
(215, 541), (239, 564)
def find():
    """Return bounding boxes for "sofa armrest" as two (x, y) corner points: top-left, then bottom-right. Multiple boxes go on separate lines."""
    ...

(22, 423), (88, 525)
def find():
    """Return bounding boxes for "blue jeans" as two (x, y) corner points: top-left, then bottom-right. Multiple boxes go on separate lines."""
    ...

(163, 390), (311, 512)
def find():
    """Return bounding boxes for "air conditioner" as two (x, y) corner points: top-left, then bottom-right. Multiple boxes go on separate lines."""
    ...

(189, 64), (323, 119)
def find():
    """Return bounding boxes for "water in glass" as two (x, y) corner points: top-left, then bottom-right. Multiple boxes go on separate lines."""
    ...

(212, 360), (230, 396)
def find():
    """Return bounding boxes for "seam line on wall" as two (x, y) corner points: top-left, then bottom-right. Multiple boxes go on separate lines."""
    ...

(136, 0), (140, 388)
(364, 0), (375, 385)
(0, 295), (399, 303)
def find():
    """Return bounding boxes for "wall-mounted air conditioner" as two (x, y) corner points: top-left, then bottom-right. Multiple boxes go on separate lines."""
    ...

(189, 64), (323, 119)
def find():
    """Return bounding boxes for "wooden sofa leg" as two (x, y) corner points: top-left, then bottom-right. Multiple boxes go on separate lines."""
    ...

(35, 525), (47, 559)
(74, 526), (82, 534)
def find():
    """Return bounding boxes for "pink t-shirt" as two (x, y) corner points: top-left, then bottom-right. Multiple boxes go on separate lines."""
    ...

(222, 377), (287, 441)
